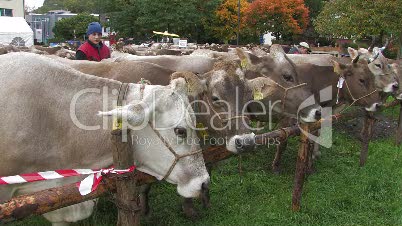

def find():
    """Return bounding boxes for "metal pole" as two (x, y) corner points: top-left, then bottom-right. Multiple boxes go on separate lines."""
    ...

(237, 0), (240, 46)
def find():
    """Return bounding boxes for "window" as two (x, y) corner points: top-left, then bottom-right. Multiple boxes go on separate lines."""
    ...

(0, 8), (13, 17)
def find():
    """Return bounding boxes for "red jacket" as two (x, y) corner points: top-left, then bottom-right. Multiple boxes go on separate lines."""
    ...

(77, 41), (110, 61)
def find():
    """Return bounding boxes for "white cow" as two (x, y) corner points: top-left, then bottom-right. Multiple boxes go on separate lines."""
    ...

(0, 52), (210, 225)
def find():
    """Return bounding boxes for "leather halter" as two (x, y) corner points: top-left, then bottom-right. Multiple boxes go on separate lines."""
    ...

(336, 75), (378, 113)
(116, 82), (203, 181)
(261, 75), (308, 113)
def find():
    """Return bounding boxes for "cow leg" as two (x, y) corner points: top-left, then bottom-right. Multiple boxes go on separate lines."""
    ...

(200, 165), (212, 209)
(307, 129), (321, 174)
(395, 102), (402, 146)
(360, 113), (375, 167)
(272, 118), (292, 174)
(43, 199), (97, 226)
(272, 140), (288, 174)
(139, 184), (152, 216)
(182, 198), (199, 220)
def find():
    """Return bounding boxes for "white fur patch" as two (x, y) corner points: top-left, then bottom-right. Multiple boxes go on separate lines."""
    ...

(397, 93), (402, 100)
(300, 109), (320, 123)
(365, 103), (380, 112)
(226, 133), (256, 153)
(176, 174), (210, 198)
(383, 82), (399, 93)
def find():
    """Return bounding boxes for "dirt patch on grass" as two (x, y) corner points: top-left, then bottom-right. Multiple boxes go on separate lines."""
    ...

(334, 115), (398, 140)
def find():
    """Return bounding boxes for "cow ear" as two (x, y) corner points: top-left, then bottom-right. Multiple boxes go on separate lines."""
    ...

(170, 71), (206, 97)
(348, 47), (359, 63)
(390, 63), (399, 75)
(269, 44), (287, 63)
(332, 60), (346, 75)
(98, 104), (149, 127)
(236, 48), (260, 70)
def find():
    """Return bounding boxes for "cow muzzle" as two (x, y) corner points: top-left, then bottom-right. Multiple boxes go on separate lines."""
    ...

(300, 108), (321, 123)
(383, 82), (399, 93)
(177, 175), (210, 198)
(226, 133), (256, 154)
(365, 102), (382, 112)
(396, 93), (402, 100)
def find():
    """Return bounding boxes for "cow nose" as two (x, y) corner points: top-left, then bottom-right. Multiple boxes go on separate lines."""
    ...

(375, 103), (382, 110)
(393, 83), (399, 90)
(235, 135), (256, 153)
(314, 109), (322, 120)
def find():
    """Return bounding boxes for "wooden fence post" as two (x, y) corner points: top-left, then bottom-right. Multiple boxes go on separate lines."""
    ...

(359, 112), (375, 167)
(292, 123), (311, 211)
(111, 129), (140, 226)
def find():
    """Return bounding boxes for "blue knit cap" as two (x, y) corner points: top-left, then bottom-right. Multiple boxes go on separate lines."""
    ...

(86, 22), (102, 36)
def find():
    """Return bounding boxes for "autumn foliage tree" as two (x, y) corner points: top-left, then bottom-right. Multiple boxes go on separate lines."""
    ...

(204, 0), (250, 44)
(244, 0), (309, 40)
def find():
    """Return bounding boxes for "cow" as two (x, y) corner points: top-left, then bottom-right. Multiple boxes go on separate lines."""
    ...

(287, 48), (399, 94)
(114, 55), (217, 74)
(0, 52), (210, 226)
(48, 56), (256, 154)
(270, 54), (383, 173)
(45, 55), (256, 218)
(236, 45), (322, 123)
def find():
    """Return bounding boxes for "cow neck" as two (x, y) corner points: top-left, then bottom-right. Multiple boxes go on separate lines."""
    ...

(263, 76), (307, 114)
(121, 82), (203, 181)
(195, 92), (249, 129)
(336, 75), (378, 113)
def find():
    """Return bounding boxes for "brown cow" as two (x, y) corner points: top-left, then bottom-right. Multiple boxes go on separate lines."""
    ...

(271, 57), (383, 173)
(237, 45), (322, 123)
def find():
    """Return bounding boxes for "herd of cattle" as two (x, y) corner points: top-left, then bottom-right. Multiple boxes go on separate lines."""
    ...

(0, 42), (401, 225)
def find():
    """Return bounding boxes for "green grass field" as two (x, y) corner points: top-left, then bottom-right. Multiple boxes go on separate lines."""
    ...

(9, 105), (402, 226)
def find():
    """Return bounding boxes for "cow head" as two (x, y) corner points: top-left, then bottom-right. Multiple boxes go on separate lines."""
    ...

(351, 47), (399, 93)
(237, 45), (322, 123)
(180, 59), (256, 154)
(390, 63), (402, 100)
(98, 79), (209, 198)
(332, 59), (382, 111)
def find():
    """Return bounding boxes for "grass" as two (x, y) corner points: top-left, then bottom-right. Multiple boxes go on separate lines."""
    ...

(8, 105), (402, 226)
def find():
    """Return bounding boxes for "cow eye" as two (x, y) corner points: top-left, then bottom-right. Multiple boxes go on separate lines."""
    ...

(283, 74), (294, 82)
(359, 79), (365, 84)
(174, 127), (187, 138)
(375, 64), (381, 69)
(211, 96), (220, 102)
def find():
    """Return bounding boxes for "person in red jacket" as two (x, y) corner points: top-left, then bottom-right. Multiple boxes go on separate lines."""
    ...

(76, 22), (111, 61)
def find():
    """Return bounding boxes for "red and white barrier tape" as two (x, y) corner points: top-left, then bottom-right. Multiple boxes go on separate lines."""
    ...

(0, 166), (136, 196)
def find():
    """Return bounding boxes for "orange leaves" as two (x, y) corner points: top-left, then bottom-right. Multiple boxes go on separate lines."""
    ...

(210, 0), (250, 42)
(244, 0), (309, 35)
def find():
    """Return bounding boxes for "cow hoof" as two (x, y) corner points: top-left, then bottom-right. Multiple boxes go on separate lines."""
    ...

(182, 206), (199, 221)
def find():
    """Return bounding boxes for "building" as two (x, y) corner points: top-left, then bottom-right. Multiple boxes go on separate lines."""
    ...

(26, 10), (109, 44)
(0, 0), (24, 17)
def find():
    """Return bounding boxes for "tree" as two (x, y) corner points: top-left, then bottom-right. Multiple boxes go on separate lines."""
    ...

(244, 0), (309, 40)
(203, 0), (249, 44)
(109, 0), (221, 42)
(53, 14), (99, 41)
(314, 0), (402, 39)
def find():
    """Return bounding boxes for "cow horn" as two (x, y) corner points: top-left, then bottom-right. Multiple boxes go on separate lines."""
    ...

(367, 36), (376, 52)
(352, 54), (360, 64)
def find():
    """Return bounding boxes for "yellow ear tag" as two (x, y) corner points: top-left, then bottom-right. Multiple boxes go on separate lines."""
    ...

(196, 122), (209, 139)
(112, 107), (122, 130)
(241, 58), (248, 69)
(253, 90), (263, 100)
(333, 66), (341, 75)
